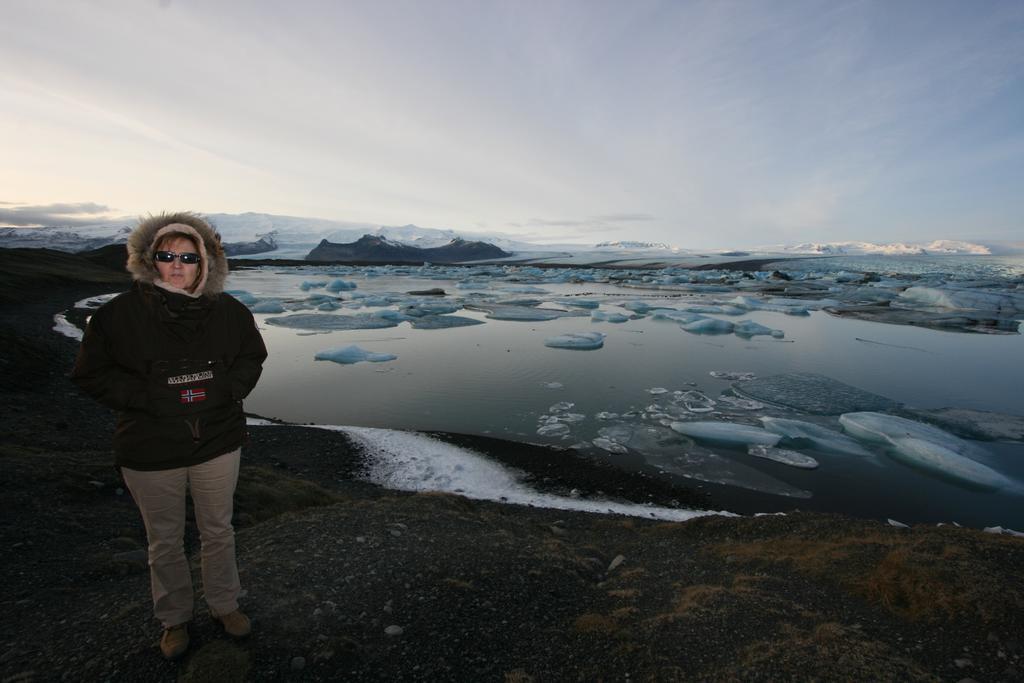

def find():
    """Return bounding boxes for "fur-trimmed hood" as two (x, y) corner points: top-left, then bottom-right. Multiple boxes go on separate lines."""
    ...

(126, 212), (229, 296)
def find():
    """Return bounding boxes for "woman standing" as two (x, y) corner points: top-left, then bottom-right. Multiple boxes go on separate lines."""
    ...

(72, 212), (268, 659)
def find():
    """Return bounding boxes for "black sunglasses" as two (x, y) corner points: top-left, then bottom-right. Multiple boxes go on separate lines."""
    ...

(155, 250), (201, 265)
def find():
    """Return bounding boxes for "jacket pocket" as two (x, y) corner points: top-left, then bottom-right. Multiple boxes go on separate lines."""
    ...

(147, 359), (233, 417)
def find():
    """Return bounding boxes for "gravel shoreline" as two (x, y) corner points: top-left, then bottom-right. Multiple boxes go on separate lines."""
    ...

(3, 276), (1023, 681)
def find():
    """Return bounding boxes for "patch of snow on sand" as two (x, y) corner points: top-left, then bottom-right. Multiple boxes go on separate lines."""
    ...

(322, 425), (729, 522)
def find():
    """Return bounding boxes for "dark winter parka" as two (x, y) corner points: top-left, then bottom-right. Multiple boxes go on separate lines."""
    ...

(71, 212), (268, 471)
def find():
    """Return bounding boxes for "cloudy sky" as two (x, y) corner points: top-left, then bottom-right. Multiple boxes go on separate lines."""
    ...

(1, 0), (1022, 247)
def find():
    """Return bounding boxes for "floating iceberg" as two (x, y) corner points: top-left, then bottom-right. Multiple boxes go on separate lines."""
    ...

(681, 317), (735, 334)
(591, 310), (630, 323)
(554, 298), (600, 309)
(897, 285), (1024, 313)
(407, 315), (484, 330)
(544, 331), (606, 350)
(593, 437), (628, 454)
(265, 313), (398, 331)
(300, 280), (328, 291)
(250, 300), (287, 313)
(326, 279), (358, 292)
(709, 371), (756, 381)
(760, 417), (873, 457)
(733, 320), (785, 339)
(314, 345), (397, 364)
(747, 445), (819, 469)
(734, 373), (898, 414)
(887, 437), (1013, 492)
(465, 303), (586, 321)
(669, 421), (782, 447)
(839, 412), (1014, 491)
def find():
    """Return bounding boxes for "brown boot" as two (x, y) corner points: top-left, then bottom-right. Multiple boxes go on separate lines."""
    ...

(160, 623), (190, 659)
(213, 609), (251, 637)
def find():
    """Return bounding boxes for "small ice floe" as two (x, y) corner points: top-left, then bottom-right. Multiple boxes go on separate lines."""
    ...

(887, 518), (909, 529)
(250, 300), (287, 313)
(554, 298), (600, 309)
(897, 285), (1024, 314)
(314, 345), (397, 365)
(331, 426), (725, 522)
(747, 445), (819, 469)
(499, 285), (549, 294)
(679, 304), (746, 316)
(407, 315), (484, 330)
(593, 437), (628, 454)
(732, 320), (785, 339)
(544, 331), (606, 350)
(669, 421), (782, 447)
(734, 373), (898, 414)
(680, 317), (734, 334)
(543, 382), (564, 390)
(326, 279), (357, 292)
(265, 313), (399, 331)
(647, 387), (669, 395)
(465, 303), (585, 321)
(400, 301), (461, 317)
(595, 411), (619, 420)
(549, 401), (575, 413)
(300, 280), (328, 291)
(716, 395), (765, 411)
(728, 295), (810, 316)
(709, 371), (756, 381)
(649, 309), (702, 323)
(839, 412), (1015, 492)
(52, 314), (82, 341)
(983, 526), (1024, 538)
(674, 390), (716, 413)
(760, 417), (873, 457)
(591, 310), (630, 323)
(74, 293), (119, 309)
(537, 423), (571, 437)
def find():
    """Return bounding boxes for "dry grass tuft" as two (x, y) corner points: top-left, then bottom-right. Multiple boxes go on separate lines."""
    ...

(503, 669), (534, 683)
(234, 466), (341, 525)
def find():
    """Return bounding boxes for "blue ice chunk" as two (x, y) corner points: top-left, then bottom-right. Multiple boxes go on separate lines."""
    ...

(401, 302), (461, 317)
(650, 309), (704, 324)
(247, 300), (286, 313)
(315, 345), (397, 364)
(408, 315), (485, 329)
(592, 310), (630, 323)
(760, 417), (873, 457)
(544, 331), (606, 350)
(886, 437), (1013, 492)
(265, 313), (399, 330)
(554, 299), (601, 309)
(225, 290), (258, 304)
(681, 317), (734, 334)
(669, 421), (782, 447)
(733, 320), (785, 338)
(300, 281), (328, 291)
(326, 279), (358, 292)
(465, 303), (586, 321)
(747, 445), (819, 469)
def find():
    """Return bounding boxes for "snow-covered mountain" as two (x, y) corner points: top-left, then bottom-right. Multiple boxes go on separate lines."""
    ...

(594, 240), (680, 251)
(1, 210), (1015, 258)
(776, 240), (993, 256)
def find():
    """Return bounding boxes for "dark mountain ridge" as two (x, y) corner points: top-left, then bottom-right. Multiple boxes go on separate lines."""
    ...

(306, 234), (510, 263)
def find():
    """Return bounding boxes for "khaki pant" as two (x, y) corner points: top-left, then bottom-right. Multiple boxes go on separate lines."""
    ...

(122, 449), (241, 628)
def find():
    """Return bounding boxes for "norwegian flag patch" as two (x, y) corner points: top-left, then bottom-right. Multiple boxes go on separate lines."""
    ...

(180, 388), (207, 404)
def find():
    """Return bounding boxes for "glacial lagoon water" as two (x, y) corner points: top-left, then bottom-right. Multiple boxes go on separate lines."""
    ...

(223, 256), (1024, 528)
